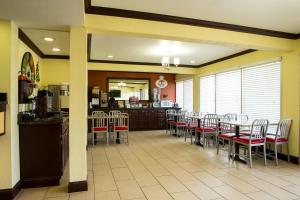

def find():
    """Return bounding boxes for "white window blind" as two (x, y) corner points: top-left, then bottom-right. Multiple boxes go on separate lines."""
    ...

(200, 75), (215, 113)
(176, 81), (183, 109)
(183, 79), (193, 112)
(216, 70), (241, 115)
(242, 62), (281, 123)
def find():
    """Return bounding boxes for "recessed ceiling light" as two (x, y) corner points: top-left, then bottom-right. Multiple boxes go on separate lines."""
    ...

(44, 37), (54, 42)
(190, 60), (195, 64)
(107, 55), (114, 59)
(52, 47), (61, 52)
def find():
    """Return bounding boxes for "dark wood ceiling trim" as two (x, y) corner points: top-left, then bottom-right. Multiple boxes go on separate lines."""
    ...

(85, 1), (299, 40)
(198, 49), (257, 68)
(19, 28), (44, 57)
(88, 59), (198, 68)
(43, 55), (70, 59)
(18, 28), (70, 60)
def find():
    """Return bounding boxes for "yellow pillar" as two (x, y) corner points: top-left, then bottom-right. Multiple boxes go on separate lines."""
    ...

(0, 20), (20, 189)
(68, 27), (88, 191)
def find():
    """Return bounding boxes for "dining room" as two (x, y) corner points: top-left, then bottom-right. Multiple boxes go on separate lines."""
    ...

(1, 0), (300, 200)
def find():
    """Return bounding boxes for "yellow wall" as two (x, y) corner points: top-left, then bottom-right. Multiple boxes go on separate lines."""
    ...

(41, 59), (69, 86)
(196, 50), (300, 157)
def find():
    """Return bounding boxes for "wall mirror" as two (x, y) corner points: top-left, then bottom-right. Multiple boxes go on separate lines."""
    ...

(107, 78), (150, 100)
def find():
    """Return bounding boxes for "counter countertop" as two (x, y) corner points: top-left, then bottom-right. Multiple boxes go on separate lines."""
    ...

(18, 113), (69, 125)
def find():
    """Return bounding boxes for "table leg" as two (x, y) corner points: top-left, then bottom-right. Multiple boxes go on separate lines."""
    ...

(234, 125), (247, 163)
(195, 119), (203, 147)
(116, 132), (120, 144)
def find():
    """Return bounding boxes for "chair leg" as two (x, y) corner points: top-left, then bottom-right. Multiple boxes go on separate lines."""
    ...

(191, 130), (193, 144)
(216, 137), (220, 155)
(249, 145), (253, 168)
(106, 132), (109, 145)
(263, 144), (267, 166)
(228, 140), (232, 160)
(92, 131), (95, 146)
(287, 142), (290, 163)
(274, 143), (278, 165)
(231, 141), (235, 163)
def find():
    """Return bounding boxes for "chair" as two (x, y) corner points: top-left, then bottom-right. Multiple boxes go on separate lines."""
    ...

(166, 109), (176, 135)
(113, 113), (129, 144)
(184, 113), (198, 144)
(266, 119), (292, 165)
(170, 111), (187, 137)
(195, 114), (219, 148)
(217, 122), (236, 159)
(225, 113), (237, 121)
(92, 111), (109, 145)
(231, 119), (269, 168)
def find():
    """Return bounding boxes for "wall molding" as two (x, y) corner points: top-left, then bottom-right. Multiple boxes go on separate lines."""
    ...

(85, 0), (300, 40)
(68, 181), (88, 193)
(0, 180), (22, 200)
(198, 49), (257, 68)
(18, 29), (69, 60)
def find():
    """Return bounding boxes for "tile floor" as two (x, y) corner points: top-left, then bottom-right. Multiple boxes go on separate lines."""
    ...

(15, 130), (300, 200)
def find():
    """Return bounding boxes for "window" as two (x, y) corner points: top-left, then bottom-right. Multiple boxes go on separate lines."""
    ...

(199, 61), (281, 122)
(176, 79), (193, 112)
(242, 62), (280, 122)
(176, 81), (183, 109)
(183, 79), (193, 112)
(216, 70), (241, 115)
(200, 75), (215, 113)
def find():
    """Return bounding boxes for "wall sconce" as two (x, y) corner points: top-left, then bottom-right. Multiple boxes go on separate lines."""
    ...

(0, 93), (7, 136)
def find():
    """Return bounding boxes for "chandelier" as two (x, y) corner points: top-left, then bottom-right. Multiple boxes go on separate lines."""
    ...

(162, 56), (180, 69)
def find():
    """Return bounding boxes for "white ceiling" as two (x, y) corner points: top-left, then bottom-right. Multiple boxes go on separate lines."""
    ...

(91, 34), (246, 65)
(92, 0), (300, 33)
(0, 0), (84, 30)
(22, 29), (70, 56)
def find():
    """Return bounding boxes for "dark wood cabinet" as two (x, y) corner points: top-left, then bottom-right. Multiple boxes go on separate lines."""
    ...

(89, 108), (175, 131)
(19, 117), (69, 188)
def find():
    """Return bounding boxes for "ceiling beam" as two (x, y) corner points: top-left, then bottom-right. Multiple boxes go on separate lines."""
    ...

(86, 15), (294, 51)
(85, 0), (300, 40)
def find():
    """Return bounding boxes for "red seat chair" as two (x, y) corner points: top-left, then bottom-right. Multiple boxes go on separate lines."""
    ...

(172, 111), (187, 137)
(217, 121), (236, 160)
(166, 109), (176, 135)
(266, 118), (292, 165)
(195, 114), (218, 148)
(231, 119), (269, 168)
(92, 111), (109, 145)
(184, 113), (199, 144)
(113, 113), (129, 144)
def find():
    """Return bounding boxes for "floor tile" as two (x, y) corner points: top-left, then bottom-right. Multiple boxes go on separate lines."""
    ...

(95, 191), (120, 200)
(193, 171), (225, 187)
(171, 191), (199, 200)
(156, 175), (188, 193)
(116, 180), (144, 200)
(183, 180), (221, 200)
(112, 167), (134, 181)
(246, 191), (279, 200)
(141, 185), (173, 200)
(213, 185), (252, 200)
(219, 175), (260, 193)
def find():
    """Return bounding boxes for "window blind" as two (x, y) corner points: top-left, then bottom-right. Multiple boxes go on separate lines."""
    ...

(242, 62), (281, 123)
(200, 75), (215, 113)
(183, 79), (193, 112)
(176, 81), (184, 109)
(216, 70), (241, 115)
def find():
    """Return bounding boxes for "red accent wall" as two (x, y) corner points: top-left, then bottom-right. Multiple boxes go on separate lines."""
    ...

(88, 71), (176, 101)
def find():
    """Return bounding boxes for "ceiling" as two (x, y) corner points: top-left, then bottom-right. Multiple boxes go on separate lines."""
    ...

(92, 0), (300, 34)
(90, 34), (246, 66)
(0, 0), (84, 29)
(22, 28), (70, 56)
